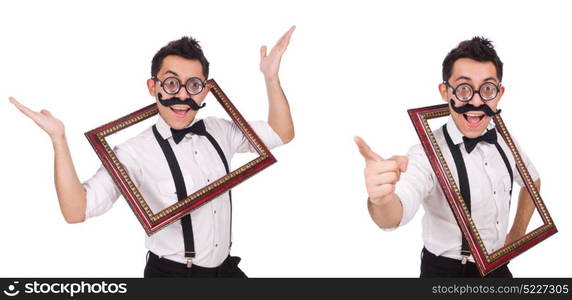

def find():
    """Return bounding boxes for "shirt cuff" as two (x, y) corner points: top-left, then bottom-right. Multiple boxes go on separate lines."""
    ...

(249, 120), (284, 149)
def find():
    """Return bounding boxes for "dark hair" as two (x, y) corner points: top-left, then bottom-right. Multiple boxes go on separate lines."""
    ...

(442, 36), (503, 82)
(151, 36), (210, 79)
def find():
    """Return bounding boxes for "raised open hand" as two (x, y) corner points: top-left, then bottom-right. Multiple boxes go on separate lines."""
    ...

(260, 26), (295, 81)
(9, 97), (65, 139)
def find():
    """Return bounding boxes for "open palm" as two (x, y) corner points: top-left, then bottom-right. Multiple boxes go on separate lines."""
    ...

(9, 97), (65, 138)
(260, 26), (295, 80)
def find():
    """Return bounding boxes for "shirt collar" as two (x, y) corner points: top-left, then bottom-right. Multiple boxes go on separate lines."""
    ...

(445, 116), (495, 146)
(155, 114), (200, 141)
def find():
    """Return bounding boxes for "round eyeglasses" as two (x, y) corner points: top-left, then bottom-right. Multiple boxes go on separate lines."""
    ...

(153, 76), (206, 95)
(444, 81), (500, 102)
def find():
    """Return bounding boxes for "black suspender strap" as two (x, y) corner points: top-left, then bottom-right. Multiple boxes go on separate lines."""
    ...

(494, 143), (514, 198)
(152, 121), (232, 268)
(203, 132), (229, 174)
(443, 125), (472, 262)
(202, 131), (233, 249)
(152, 125), (196, 267)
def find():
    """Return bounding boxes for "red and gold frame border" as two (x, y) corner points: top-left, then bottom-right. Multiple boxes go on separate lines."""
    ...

(85, 79), (276, 236)
(408, 104), (557, 276)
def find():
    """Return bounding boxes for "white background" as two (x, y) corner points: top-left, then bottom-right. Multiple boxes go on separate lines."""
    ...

(1, 0), (571, 277)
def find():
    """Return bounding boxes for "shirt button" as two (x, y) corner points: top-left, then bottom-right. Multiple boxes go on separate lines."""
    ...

(194, 151), (198, 155)
(214, 210), (217, 214)
(485, 162), (488, 166)
(496, 221), (499, 224)
(215, 244), (218, 247)
(493, 191), (496, 195)
(207, 179), (210, 182)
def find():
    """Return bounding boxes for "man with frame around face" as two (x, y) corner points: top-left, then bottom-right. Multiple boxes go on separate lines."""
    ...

(9, 26), (296, 277)
(355, 37), (540, 277)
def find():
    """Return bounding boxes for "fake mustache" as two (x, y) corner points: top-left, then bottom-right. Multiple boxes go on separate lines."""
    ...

(157, 93), (206, 111)
(449, 99), (500, 117)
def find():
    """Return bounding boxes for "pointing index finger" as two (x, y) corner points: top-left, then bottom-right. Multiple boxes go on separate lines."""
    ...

(354, 136), (383, 162)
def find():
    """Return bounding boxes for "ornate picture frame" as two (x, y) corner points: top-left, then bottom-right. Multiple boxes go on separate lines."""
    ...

(85, 79), (276, 236)
(408, 103), (557, 276)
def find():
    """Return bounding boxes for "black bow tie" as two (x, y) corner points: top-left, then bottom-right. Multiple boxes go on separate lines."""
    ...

(462, 129), (497, 153)
(170, 120), (206, 144)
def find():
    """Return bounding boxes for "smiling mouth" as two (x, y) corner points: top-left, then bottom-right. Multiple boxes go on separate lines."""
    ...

(170, 106), (191, 117)
(463, 112), (486, 127)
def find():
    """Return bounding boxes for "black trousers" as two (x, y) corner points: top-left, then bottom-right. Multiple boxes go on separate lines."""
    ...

(420, 248), (513, 278)
(144, 251), (247, 278)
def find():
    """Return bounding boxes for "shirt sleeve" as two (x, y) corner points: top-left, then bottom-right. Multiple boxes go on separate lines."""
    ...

(224, 119), (284, 154)
(83, 144), (143, 219)
(511, 136), (540, 187)
(391, 144), (436, 229)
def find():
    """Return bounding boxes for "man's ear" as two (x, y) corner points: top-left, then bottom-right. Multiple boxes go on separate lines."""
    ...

(203, 84), (211, 94)
(194, 84), (211, 104)
(147, 78), (156, 97)
(498, 85), (505, 99)
(438, 82), (448, 102)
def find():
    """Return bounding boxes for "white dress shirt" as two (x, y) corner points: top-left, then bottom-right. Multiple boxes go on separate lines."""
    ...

(393, 117), (539, 262)
(83, 115), (283, 267)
